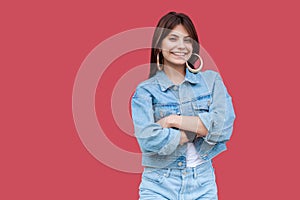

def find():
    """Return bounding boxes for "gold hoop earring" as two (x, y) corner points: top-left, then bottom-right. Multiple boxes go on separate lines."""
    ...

(157, 52), (163, 71)
(186, 53), (203, 73)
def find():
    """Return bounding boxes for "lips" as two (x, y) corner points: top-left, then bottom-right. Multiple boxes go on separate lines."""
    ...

(171, 52), (187, 56)
(170, 52), (189, 60)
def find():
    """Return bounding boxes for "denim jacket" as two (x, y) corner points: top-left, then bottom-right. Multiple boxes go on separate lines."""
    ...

(131, 68), (236, 169)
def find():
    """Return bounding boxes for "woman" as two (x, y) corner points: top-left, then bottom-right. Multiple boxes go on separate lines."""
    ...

(131, 12), (235, 200)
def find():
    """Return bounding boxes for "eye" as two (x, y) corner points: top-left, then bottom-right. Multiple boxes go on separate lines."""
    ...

(184, 38), (192, 43)
(169, 37), (177, 41)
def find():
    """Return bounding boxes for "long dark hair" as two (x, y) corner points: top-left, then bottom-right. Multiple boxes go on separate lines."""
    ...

(149, 12), (200, 78)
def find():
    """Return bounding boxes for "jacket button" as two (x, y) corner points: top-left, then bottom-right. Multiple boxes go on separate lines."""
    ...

(207, 100), (211, 106)
(178, 162), (183, 167)
(160, 111), (164, 117)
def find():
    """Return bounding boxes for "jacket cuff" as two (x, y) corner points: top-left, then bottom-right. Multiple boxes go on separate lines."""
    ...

(157, 128), (181, 155)
(198, 113), (217, 145)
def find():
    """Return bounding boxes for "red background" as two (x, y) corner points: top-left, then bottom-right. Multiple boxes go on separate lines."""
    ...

(1, 0), (300, 199)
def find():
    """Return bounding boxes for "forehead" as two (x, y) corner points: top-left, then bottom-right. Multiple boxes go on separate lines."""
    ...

(168, 24), (190, 37)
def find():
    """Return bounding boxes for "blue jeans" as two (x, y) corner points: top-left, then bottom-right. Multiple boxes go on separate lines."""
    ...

(139, 161), (218, 200)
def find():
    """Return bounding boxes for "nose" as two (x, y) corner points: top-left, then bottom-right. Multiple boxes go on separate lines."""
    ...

(178, 39), (186, 49)
(177, 38), (186, 49)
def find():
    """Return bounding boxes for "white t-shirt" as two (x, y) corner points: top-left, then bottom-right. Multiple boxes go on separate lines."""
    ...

(186, 142), (205, 167)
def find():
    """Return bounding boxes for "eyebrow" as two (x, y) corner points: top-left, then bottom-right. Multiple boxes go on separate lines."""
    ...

(168, 33), (191, 38)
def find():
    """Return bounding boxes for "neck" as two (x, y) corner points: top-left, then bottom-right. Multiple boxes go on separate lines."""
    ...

(163, 64), (186, 85)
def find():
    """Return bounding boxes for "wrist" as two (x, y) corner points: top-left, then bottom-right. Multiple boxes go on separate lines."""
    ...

(168, 115), (181, 128)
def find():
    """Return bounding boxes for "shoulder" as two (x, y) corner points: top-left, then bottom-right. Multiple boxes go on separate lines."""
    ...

(198, 70), (224, 91)
(200, 70), (221, 81)
(133, 76), (158, 98)
(136, 75), (157, 88)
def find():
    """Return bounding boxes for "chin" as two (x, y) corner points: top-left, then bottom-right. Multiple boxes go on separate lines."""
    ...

(171, 61), (186, 66)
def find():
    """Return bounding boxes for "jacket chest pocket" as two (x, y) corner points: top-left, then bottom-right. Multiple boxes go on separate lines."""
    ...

(153, 104), (180, 122)
(192, 96), (212, 115)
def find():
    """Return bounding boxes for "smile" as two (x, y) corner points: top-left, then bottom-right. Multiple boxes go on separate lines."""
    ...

(171, 52), (188, 56)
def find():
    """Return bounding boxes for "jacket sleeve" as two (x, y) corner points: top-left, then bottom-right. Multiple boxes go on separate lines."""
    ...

(131, 86), (181, 155)
(198, 72), (236, 144)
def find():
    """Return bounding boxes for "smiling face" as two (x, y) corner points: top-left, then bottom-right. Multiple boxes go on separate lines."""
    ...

(161, 24), (193, 68)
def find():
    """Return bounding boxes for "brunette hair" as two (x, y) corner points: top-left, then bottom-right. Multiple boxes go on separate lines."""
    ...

(149, 12), (200, 78)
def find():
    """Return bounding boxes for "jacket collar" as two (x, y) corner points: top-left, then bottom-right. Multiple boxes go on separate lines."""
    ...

(155, 68), (201, 92)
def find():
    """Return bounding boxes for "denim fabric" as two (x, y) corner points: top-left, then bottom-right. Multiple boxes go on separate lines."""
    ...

(131, 68), (235, 169)
(139, 160), (218, 200)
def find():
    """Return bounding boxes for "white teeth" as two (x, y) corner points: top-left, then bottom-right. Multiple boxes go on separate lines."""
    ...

(172, 52), (186, 56)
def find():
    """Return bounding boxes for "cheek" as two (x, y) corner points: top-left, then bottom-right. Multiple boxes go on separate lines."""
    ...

(161, 39), (175, 51)
(187, 44), (193, 51)
(161, 50), (171, 59)
(186, 45), (193, 57)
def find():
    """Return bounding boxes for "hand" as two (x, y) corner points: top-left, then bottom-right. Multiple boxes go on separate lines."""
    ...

(196, 133), (202, 138)
(156, 116), (169, 128)
(156, 115), (179, 128)
(179, 131), (189, 145)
